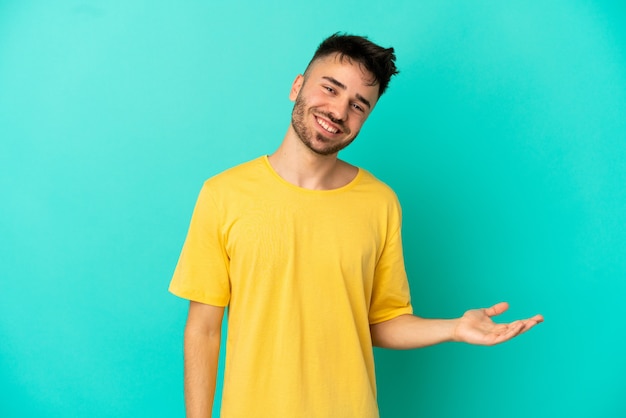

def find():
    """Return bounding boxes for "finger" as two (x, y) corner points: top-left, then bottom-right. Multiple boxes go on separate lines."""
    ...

(484, 302), (510, 318)
(518, 315), (544, 333)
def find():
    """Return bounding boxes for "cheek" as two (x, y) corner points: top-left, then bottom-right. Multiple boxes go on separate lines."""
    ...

(306, 91), (328, 106)
(350, 116), (367, 131)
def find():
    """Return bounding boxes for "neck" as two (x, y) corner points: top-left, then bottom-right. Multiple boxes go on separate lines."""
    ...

(267, 126), (357, 190)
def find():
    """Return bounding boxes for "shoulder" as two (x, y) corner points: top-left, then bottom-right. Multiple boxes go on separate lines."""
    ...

(198, 156), (272, 198)
(356, 168), (400, 203)
(197, 156), (279, 207)
(349, 168), (404, 229)
(205, 156), (266, 186)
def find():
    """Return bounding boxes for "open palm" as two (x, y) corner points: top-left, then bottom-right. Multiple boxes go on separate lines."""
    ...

(453, 302), (544, 346)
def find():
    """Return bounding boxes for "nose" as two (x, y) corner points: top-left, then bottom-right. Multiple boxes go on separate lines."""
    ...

(328, 99), (349, 123)
(328, 113), (344, 124)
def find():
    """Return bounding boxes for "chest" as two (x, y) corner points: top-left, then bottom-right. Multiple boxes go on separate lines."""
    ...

(221, 193), (390, 279)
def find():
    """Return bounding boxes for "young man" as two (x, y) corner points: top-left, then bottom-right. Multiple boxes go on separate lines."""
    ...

(170, 34), (543, 417)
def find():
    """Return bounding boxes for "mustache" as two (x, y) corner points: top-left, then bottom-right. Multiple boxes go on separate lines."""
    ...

(315, 111), (349, 134)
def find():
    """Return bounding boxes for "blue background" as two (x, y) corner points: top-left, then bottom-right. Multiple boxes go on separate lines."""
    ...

(1, 1), (625, 417)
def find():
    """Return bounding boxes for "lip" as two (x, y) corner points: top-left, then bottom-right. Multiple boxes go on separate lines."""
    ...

(314, 114), (342, 136)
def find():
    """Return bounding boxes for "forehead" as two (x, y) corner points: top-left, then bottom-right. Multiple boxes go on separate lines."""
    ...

(307, 54), (379, 97)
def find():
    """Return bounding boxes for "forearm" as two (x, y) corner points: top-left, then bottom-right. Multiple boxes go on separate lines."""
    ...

(370, 314), (459, 349)
(184, 324), (221, 417)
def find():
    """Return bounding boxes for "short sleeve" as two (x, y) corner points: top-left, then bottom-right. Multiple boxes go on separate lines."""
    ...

(368, 202), (413, 324)
(168, 182), (231, 307)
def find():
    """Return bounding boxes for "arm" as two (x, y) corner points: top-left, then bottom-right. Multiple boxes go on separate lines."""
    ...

(184, 301), (225, 417)
(370, 302), (543, 349)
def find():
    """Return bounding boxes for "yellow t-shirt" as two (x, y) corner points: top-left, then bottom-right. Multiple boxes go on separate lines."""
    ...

(170, 156), (413, 418)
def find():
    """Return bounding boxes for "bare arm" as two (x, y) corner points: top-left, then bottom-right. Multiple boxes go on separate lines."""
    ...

(370, 302), (543, 349)
(184, 301), (225, 417)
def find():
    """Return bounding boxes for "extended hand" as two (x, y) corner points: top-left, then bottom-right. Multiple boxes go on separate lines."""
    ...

(453, 302), (544, 346)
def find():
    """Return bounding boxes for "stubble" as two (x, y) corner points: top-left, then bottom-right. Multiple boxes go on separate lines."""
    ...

(291, 95), (356, 156)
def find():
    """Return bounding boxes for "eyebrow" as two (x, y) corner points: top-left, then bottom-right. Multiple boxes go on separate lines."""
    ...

(321, 76), (372, 109)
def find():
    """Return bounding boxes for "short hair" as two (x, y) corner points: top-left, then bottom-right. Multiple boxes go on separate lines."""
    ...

(304, 33), (399, 97)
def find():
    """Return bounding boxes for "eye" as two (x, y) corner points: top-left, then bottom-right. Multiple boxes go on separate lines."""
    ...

(351, 102), (365, 113)
(323, 85), (335, 94)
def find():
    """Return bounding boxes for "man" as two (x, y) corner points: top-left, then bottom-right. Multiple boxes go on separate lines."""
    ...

(170, 33), (543, 417)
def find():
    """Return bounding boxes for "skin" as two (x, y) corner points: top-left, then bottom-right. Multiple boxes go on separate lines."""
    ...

(268, 53), (380, 190)
(183, 302), (224, 418)
(182, 52), (544, 417)
(290, 55), (375, 157)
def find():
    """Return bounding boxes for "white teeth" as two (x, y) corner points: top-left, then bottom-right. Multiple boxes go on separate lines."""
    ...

(316, 117), (338, 133)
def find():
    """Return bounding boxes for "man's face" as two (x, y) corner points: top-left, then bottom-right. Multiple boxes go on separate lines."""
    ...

(290, 54), (380, 156)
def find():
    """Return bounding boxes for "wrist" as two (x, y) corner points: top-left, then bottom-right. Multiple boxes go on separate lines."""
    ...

(449, 318), (461, 342)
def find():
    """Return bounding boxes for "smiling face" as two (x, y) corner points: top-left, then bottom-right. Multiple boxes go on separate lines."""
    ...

(289, 54), (380, 156)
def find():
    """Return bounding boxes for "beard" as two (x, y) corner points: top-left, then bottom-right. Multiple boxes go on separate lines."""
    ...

(291, 94), (358, 156)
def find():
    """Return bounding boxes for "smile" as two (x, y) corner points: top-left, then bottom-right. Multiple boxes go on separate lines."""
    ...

(316, 117), (339, 134)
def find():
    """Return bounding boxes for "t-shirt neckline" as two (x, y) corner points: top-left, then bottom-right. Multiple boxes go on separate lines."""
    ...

(261, 155), (363, 194)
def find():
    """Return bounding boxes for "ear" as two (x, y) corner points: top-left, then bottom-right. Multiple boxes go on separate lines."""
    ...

(289, 74), (304, 101)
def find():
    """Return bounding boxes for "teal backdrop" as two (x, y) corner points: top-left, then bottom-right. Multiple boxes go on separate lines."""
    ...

(1, 1), (625, 417)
